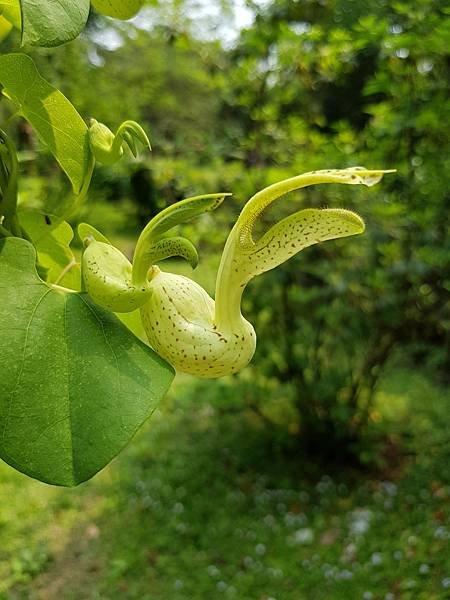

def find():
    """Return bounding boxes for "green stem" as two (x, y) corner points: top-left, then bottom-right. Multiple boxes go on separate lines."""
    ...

(0, 222), (13, 237)
(50, 283), (77, 294)
(0, 151), (9, 194)
(53, 258), (78, 286)
(214, 226), (246, 331)
(216, 174), (341, 330)
(132, 220), (158, 285)
(66, 153), (95, 218)
(0, 129), (21, 237)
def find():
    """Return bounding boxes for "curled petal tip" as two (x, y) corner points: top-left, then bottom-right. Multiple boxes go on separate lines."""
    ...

(324, 168), (395, 187)
(190, 254), (199, 270)
(328, 208), (365, 233)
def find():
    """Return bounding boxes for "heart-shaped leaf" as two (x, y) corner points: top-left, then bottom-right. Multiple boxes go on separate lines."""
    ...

(0, 237), (174, 486)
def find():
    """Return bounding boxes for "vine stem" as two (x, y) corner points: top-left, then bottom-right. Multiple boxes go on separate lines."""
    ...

(0, 222), (13, 237)
(66, 153), (95, 218)
(0, 129), (21, 237)
(53, 257), (78, 286)
(132, 224), (155, 286)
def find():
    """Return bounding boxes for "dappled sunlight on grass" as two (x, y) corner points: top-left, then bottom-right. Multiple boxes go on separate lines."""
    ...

(0, 367), (449, 598)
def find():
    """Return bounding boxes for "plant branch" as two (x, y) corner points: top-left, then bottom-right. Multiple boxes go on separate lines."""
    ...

(53, 257), (79, 286)
(0, 130), (21, 237)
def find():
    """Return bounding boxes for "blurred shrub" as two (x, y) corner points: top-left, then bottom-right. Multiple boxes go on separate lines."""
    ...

(218, 0), (449, 458)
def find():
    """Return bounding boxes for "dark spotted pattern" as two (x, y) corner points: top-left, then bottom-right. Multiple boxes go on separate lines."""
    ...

(237, 208), (364, 285)
(83, 241), (151, 312)
(141, 272), (256, 378)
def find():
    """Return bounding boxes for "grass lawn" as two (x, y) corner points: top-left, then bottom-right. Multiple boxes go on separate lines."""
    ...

(0, 367), (449, 600)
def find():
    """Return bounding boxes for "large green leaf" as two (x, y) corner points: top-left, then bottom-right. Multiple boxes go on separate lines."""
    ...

(19, 0), (90, 47)
(0, 53), (90, 194)
(0, 237), (174, 486)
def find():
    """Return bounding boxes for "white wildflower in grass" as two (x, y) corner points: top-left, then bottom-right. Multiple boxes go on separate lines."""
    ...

(292, 527), (314, 545)
(371, 552), (383, 566)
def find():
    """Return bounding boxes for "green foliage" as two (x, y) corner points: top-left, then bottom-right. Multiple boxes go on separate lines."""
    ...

(208, 0), (449, 449)
(0, 6), (182, 485)
(61, 28), (226, 158)
(19, 0), (90, 47)
(0, 0), (21, 30)
(0, 0), (447, 483)
(91, 0), (145, 20)
(0, 367), (448, 597)
(18, 208), (80, 288)
(0, 0), (147, 47)
(0, 53), (90, 194)
(0, 237), (174, 486)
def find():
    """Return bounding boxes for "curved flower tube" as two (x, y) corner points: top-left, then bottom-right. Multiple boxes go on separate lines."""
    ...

(140, 167), (393, 377)
(81, 167), (394, 378)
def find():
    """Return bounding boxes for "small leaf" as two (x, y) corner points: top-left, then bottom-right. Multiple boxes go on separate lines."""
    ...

(145, 193), (231, 239)
(91, 0), (145, 20)
(20, 0), (90, 47)
(19, 209), (81, 290)
(0, 53), (90, 194)
(0, 237), (174, 486)
(0, 15), (13, 41)
(0, 0), (21, 29)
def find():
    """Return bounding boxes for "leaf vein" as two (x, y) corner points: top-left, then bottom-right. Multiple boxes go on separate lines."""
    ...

(79, 295), (122, 396)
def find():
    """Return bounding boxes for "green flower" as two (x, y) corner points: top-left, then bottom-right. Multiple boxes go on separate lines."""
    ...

(81, 167), (394, 378)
